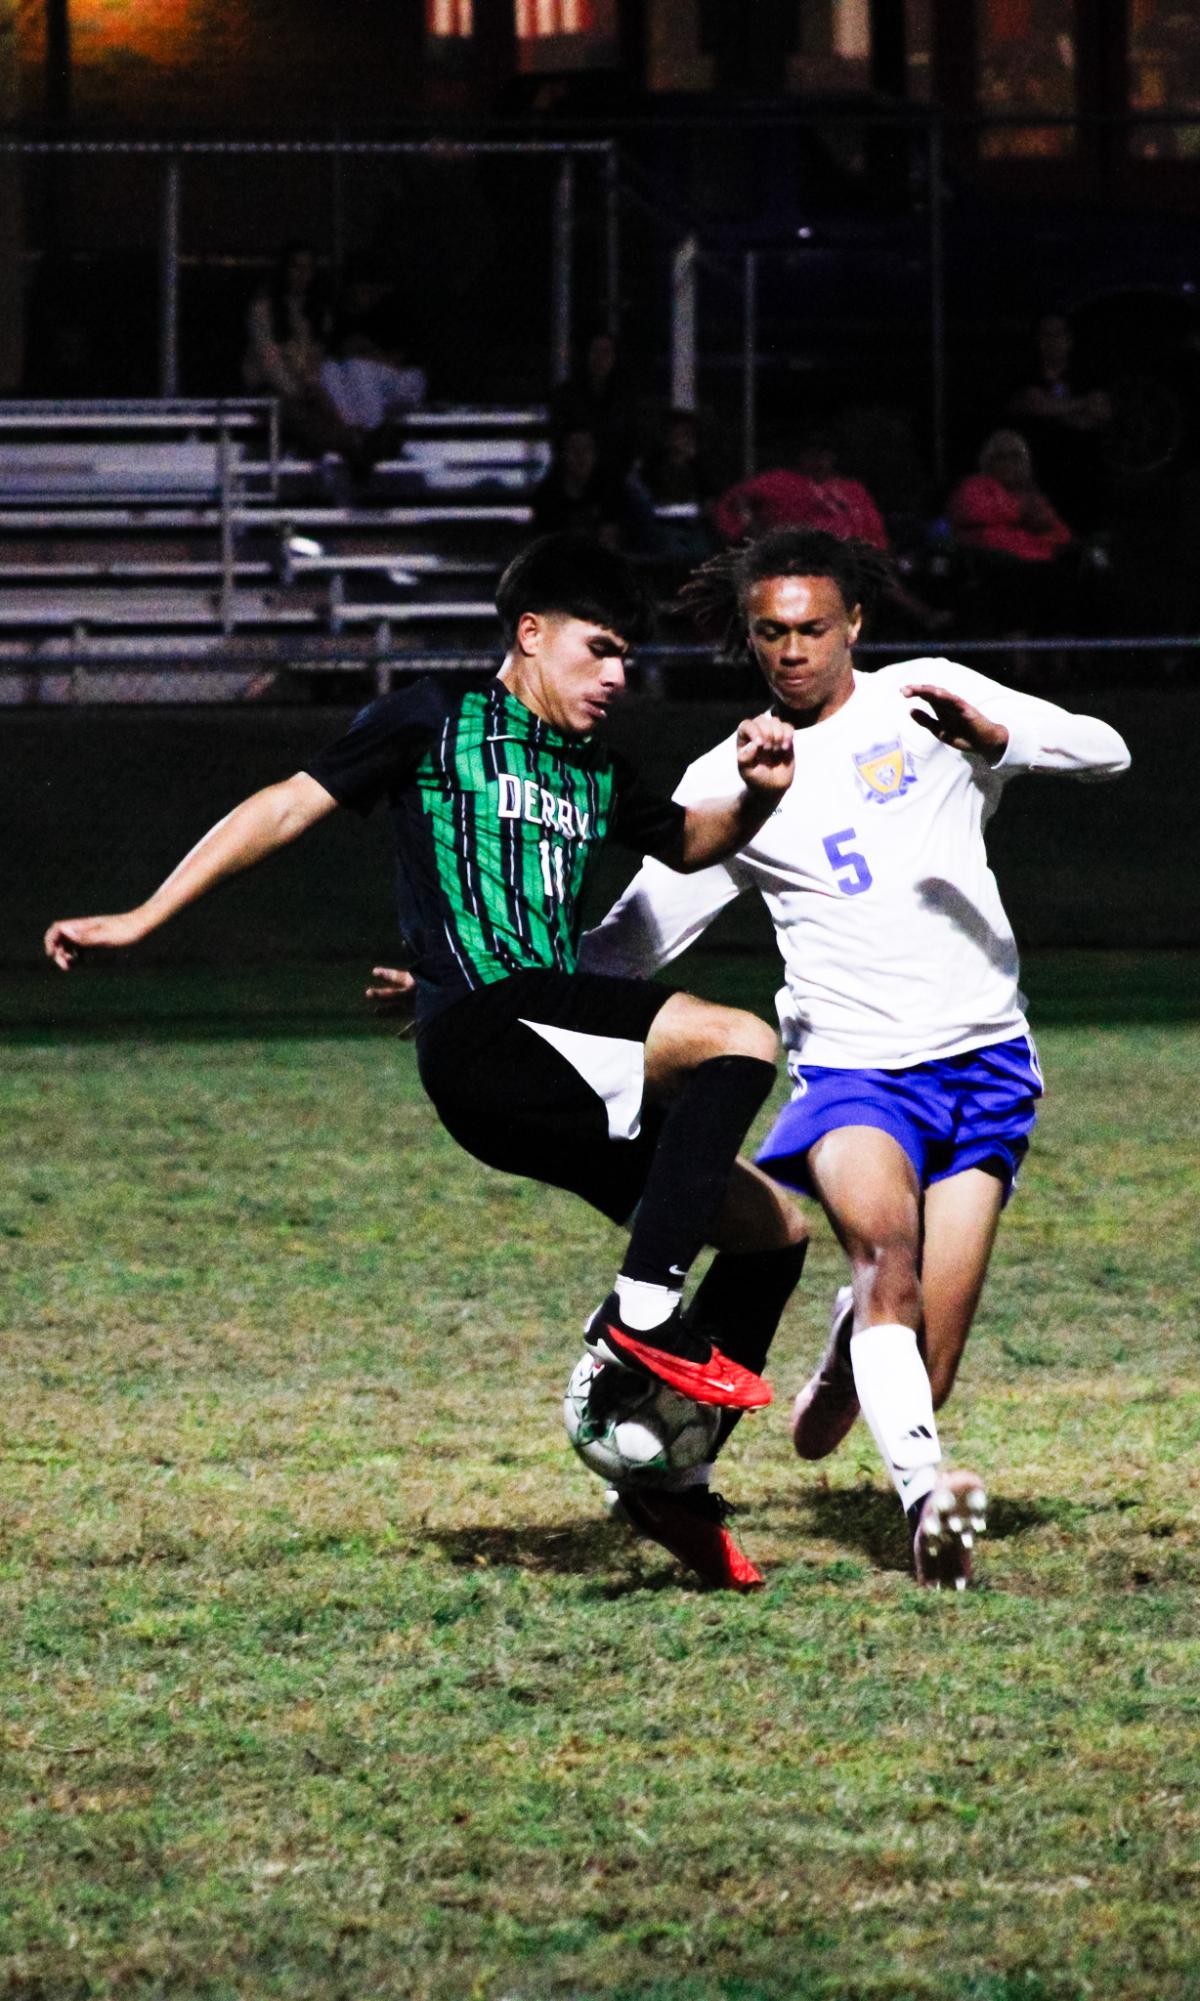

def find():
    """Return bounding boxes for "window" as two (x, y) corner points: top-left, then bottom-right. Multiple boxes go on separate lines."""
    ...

(515, 1), (595, 36)
(976, 0), (1078, 160)
(786, 0), (871, 94)
(515, 0), (617, 73)
(1129, 0), (1200, 160)
(426, 0), (473, 34)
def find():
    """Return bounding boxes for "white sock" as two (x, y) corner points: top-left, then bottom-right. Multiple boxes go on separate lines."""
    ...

(615, 1276), (683, 1332)
(849, 1323), (941, 1515)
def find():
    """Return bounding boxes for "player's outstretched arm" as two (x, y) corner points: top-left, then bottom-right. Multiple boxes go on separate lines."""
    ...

(582, 853), (744, 980)
(44, 771), (340, 970)
(675, 713), (794, 872)
(902, 683), (1010, 764)
(903, 673), (1130, 780)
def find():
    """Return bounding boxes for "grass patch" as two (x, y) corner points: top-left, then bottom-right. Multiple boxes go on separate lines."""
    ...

(1, 955), (1198, 1999)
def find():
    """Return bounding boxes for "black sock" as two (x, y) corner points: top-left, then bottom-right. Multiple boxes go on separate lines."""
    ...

(621, 1054), (776, 1291)
(687, 1239), (809, 1373)
(686, 1240), (808, 1452)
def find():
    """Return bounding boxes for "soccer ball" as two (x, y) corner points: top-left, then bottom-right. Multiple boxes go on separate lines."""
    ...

(562, 1352), (721, 1489)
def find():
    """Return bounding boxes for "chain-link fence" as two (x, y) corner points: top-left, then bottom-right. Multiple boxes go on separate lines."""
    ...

(8, 138), (621, 405)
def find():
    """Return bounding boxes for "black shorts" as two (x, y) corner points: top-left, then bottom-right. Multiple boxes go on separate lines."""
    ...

(416, 968), (676, 1224)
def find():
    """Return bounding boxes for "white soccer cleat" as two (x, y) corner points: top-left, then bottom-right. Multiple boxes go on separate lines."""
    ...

(912, 1470), (988, 1591)
(790, 1283), (860, 1460)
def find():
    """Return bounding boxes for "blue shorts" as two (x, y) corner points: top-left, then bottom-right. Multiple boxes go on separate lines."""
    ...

(756, 1035), (1043, 1204)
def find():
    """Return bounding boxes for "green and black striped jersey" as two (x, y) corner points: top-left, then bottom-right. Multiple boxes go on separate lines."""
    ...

(306, 674), (685, 1023)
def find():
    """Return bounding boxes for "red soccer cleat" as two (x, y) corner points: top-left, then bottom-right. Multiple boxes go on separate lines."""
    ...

(610, 1486), (765, 1592)
(586, 1301), (773, 1411)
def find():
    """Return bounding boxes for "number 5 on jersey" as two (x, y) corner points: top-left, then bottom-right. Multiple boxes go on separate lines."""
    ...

(822, 828), (873, 896)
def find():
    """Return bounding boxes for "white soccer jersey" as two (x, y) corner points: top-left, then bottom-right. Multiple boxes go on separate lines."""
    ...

(583, 660), (1130, 1071)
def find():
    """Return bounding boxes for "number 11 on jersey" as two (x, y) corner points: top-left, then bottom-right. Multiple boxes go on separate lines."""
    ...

(539, 838), (568, 902)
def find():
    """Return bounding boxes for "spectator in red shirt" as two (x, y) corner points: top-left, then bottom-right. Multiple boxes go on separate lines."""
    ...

(714, 429), (947, 635)
(713, 431), (888, 548)
(948, 430), (1073, 564)
(947, 431), (1080, 649)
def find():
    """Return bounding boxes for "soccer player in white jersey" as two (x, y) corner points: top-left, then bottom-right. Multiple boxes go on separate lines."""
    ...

(581, 528), (1131, 1588)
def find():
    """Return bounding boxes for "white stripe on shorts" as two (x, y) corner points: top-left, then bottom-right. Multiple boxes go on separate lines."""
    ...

(519, 1018), (646, 1142)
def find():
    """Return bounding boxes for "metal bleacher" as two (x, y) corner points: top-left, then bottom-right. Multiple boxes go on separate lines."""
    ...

(0, 400), (551, 699)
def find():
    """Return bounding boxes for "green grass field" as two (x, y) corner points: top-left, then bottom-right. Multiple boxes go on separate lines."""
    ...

(2, 952), (1198, 2001)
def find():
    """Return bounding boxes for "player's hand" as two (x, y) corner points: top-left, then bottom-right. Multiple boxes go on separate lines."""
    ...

(365, 965), (417, 1030)
(43, 911), (148, 971)
(736, 712), (795, 796)
(902, 684), (1009, 766)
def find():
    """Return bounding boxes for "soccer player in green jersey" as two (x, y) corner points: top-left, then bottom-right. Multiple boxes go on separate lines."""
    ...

(46, 535), (806, 1589)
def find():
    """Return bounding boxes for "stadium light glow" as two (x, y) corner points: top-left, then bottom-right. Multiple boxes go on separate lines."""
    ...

(66, 0), (192, 60)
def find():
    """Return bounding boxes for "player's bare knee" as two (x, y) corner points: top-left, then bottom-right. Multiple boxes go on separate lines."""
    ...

(648, 993), (777, 1080)
(713, 1004), (777, 1065)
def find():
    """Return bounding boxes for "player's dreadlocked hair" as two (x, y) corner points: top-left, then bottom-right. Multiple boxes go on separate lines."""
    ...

(677, 529), (897, 662)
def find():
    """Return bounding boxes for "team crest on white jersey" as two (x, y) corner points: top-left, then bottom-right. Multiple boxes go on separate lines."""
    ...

(852, 738), (917, 803)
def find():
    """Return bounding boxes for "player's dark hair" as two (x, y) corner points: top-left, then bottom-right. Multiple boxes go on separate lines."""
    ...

(678, 529), (896, 662)
(495, 533), (654, 648)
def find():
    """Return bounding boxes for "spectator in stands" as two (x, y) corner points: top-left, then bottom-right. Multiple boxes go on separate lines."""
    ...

(633, 408), (720, 564)
(242, 241), (373, 480)
(530, 424), (635, 548)
(243, 241), (331, 407)
(949, 430), (1073, 566)
(714, 427), (947, 634)
(320, 253), (428, 442)
(947, 429), (1078, 642)
(638, 410), (712, 507)
(712, 427), (889, 549)
(549, 330), (638, 476)
(1006, 313), (1111, 531)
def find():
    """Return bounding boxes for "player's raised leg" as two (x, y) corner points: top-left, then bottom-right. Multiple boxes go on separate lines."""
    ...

(604, 1157), (809, 1591)
(803, 1125), (987, 1588)
(586, 992), (781, 1410)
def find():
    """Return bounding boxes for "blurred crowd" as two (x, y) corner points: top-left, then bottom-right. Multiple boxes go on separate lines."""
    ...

(229, 248), (1197, 662)
(530, 308), (1199, 676)
(18, 237), (1197, 672)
